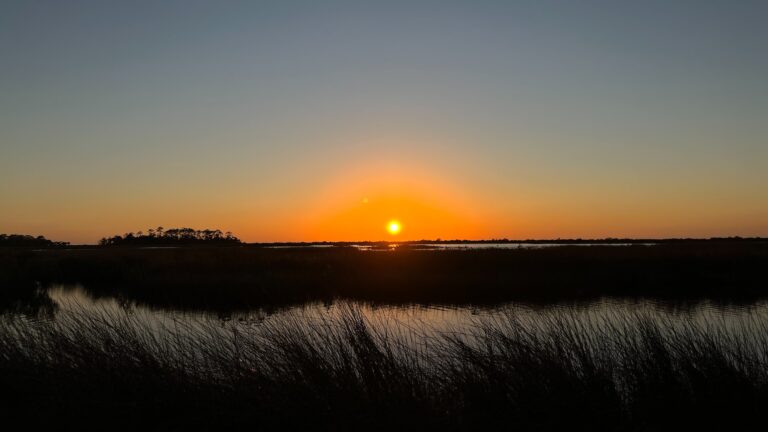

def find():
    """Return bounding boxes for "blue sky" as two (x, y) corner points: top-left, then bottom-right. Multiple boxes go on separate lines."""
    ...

(2, 1), (767, 242)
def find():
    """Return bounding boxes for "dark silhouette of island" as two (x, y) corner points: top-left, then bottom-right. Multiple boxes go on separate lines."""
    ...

(0, 234), (68, 248)
(98, 226), (240, 246)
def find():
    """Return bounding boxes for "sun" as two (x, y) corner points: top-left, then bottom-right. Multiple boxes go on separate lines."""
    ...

(387, 220), (401, 235)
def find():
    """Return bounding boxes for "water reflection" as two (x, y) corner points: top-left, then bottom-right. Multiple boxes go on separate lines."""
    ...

(42, 284), (768, 350)
(401, 242), (655, 250)
(263, 242), (656, 251)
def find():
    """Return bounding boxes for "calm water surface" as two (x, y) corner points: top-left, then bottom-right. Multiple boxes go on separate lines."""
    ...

(39, 285), (768, 349)
(262, 242), (656, 251)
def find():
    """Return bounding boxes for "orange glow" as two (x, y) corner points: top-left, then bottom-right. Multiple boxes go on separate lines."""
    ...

(297, 162), (488, 241)
(387, 220), (402, 235)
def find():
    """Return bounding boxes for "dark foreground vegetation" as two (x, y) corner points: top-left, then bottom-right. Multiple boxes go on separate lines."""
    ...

(1, 240), (767, 430)
(1, 241), (767, 312)
(1, 305), (767, 431)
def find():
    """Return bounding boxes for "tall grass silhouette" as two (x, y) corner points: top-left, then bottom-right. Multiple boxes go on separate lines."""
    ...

(1, 303), (767, 430)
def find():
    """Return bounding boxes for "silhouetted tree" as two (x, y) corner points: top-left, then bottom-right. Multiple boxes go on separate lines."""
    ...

(0, 234), (68, 247)
(98, 228), (241, 246)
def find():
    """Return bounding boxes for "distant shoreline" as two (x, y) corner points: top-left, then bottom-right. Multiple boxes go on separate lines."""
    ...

(3, 236), (767, 249)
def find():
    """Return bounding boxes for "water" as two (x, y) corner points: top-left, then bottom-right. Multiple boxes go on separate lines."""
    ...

(403, 242), (655, 250)
(39, 285), (768, 350)
(265, 242), (656, 251)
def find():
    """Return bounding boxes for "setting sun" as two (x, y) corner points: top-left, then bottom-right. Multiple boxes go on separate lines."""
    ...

(387, 220), (402, 235)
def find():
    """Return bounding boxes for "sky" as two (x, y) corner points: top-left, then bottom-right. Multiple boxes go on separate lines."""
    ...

(2, 0), (767, 243)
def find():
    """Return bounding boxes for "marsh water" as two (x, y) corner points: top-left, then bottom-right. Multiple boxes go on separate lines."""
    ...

(28, 284), (768, 353)
(280, 242), (657, 251)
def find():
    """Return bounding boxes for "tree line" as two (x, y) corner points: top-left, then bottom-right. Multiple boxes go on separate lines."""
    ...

(99, 227), (240, 246)
(0, 234), (69, 247)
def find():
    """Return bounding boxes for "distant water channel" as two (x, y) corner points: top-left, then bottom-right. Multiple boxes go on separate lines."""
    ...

(267, 242), (656, 251)
(31, 285), (768, 352)
(391, 242), (655, 250)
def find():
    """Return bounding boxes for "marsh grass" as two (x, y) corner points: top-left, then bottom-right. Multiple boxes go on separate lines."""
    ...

(2, 304), (768, 430)
(3, 242), (767, 312)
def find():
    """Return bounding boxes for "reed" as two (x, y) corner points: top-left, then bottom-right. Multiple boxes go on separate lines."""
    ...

(1, 304), (767, 430)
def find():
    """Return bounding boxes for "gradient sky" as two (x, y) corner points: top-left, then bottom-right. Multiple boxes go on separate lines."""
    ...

(2, 0), (767, 243)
